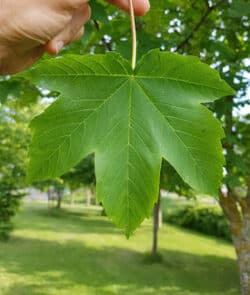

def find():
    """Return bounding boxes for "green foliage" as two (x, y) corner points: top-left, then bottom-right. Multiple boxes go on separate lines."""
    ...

(20, 50), (233, 235)
(62, 155), (95, 190)
(228, 0), (250, 18)
(164, 204), (231, 241)
(90, 0), (109, 24)
(34, 176), (66, 192)
(0, 78), (40, 106)
(221, 113), (250, 190)
(0, 188), (24, 241)
(160, 160), (195, 198)
(0, 107), (30, 240)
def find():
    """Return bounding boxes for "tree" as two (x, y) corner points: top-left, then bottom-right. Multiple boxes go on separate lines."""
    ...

(0, 103), (30, 240)
(62, 155), (96, 205)
(0, 77), (41, 239)
(34, 178), (66, 209)
(219, 112), (250, 294)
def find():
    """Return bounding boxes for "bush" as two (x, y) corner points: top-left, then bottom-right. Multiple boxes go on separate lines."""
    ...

(163, 204), (231, 241)
(0, 189), (24, 241)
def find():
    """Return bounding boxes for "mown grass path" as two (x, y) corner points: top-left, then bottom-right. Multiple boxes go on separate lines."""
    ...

(0, 202), (240, 295)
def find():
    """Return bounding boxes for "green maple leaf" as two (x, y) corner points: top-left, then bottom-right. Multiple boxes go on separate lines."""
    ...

(20, 50), (234, 236)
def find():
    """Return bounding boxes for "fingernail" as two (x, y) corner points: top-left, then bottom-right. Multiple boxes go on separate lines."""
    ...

(56, 41), (64, 53)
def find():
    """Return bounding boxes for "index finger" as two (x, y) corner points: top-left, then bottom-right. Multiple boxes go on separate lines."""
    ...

(106, 0), (150, 16)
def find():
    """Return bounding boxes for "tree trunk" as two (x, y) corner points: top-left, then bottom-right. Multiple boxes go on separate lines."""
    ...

(219, 95), (250, 293)
(90, 184), (97, 205)
(69, 189), (74, 207)
(86, 187), (92, 206)
(220, 191), (250, 295)
(57, 191), (62, 209)
(47, 188), (52, 209)
(237, 214), (250, 295)
(159, 204), (163, 229)
(152, 192), (161, 257)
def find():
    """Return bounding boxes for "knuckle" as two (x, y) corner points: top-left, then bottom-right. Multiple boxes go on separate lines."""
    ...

(68, 0), (88, 9)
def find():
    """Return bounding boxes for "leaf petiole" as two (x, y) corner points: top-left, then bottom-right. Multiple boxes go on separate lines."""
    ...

(128, 0), (137, 70)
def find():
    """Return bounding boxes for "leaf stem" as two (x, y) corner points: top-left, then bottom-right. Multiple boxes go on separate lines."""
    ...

(128, 0), (137, 70)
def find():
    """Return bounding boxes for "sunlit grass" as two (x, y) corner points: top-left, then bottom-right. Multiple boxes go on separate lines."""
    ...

(0, 201), (240, 295)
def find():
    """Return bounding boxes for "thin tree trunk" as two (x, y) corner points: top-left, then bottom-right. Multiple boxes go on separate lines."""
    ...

(57, 191), (62, 209)
(152, 192), (161, 257)
(47, 188), (52, 209)
(86, 187), (92, 206)
(237, 214), (250, 295)
(159, 204), (163, 229)
(220, 190), (250, 295)
(238, 179), (250, 295)
(70, 190), (74, 207)
(90, 184), (96, 205)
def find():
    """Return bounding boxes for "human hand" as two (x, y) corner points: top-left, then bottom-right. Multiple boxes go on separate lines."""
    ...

(0, 0), (150, 75)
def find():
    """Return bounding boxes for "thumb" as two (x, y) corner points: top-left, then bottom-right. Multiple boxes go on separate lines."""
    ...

(45, 4), (90, 55)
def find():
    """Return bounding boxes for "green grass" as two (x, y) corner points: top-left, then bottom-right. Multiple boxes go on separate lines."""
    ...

(0, 202), (240, 295)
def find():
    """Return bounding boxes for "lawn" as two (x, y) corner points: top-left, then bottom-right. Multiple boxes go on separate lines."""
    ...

(0, 201), (240, 295)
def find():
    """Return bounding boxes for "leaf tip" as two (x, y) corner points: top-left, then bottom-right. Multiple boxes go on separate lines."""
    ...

(229, 86), (237, 96)
(125, 227), (134, 239)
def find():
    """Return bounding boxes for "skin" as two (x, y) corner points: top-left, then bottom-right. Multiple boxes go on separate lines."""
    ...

(0, 0), (149, 75)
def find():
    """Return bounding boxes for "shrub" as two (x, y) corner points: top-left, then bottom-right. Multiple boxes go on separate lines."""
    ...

(163, 204), (231, 241)
(0, 188), (24, 241)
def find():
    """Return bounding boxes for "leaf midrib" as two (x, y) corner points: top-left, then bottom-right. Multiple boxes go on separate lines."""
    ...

(126, 80), (132, 233)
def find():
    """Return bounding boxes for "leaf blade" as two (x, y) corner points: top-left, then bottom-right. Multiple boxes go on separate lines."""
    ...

(20, 50), (235, 235)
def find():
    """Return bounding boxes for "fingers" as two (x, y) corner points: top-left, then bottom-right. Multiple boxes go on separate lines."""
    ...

(45, 0), (149, 56)
(106, 0), (150, 16)
(45, 3), (90, 55)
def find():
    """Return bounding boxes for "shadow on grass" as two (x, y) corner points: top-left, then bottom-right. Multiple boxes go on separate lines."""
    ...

(16, 205), (118, 235)
(0, 236), (240, 295)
